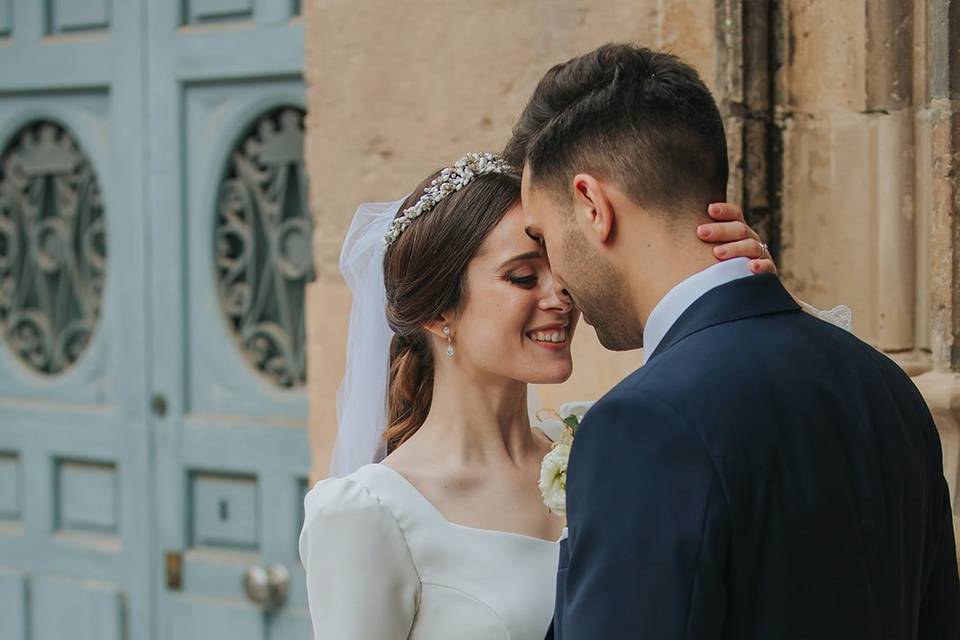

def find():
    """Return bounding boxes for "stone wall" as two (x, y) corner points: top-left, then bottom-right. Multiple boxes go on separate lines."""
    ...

(778, 0), (916, 351)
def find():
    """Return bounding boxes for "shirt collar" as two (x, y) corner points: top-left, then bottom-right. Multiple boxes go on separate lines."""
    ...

(641, 258), (755, 364)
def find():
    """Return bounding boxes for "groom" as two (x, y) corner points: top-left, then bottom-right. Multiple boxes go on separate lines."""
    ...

(505, 44), (960, 639)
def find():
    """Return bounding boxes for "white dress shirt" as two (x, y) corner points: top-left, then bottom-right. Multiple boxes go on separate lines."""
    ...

(642, 257), (755, 364)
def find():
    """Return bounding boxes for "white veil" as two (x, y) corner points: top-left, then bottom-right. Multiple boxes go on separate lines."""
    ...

(329, 198), (547, 478)
(329, 199), (402, 477)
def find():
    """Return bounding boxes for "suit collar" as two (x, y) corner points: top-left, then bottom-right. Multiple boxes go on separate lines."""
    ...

(642, 258), (755, 363)
(646, 273), (800, 362)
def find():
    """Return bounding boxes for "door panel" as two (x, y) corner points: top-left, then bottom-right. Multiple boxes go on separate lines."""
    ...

(0, 0), (310, 638)
(0, 2), (152, 639)
(0, 94), (113, 403)
(147, 2), (311, 638)
(0, 569), (27, 639)
(185, 80), (309, 419)
(31, 574), (125, 640)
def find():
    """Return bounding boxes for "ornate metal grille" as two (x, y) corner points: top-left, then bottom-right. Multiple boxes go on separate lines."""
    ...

(0, 121), (107, 375)
(215, 107), (313, 389)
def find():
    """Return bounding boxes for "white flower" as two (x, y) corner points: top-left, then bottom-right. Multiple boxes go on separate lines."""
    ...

(537, 400), (594, 516)
(539, 442), (571, 516)
(558, 401), (593, 420)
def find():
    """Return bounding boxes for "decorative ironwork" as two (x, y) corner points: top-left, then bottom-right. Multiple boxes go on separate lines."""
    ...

(215, 107), (313, 389)
(0, 121), (107, 375)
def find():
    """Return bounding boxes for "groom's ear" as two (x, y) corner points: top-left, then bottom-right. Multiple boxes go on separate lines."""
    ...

(572, 173), (615, 246)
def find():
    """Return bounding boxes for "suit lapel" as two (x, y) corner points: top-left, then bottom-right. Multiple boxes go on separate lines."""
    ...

(647, 274), (801, 362)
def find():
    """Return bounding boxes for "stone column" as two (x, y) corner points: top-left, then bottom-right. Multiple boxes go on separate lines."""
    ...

(912, 0), (960, 540)
(778, 0), (917, 352)
(713, 0), (780, 252)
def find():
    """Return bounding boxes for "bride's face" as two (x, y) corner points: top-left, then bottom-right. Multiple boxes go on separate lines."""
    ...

(452, 203), (579, 384)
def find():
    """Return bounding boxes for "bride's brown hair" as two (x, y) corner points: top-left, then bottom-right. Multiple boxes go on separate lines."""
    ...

(383, 167), (520, 453)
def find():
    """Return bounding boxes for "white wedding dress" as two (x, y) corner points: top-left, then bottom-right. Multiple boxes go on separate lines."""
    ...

(299, 451), (561, 639)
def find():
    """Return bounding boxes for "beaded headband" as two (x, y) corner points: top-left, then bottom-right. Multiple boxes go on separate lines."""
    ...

(383, 152), (512, 248)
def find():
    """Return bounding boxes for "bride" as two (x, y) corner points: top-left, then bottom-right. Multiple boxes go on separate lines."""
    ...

(298, 152), (787, 639)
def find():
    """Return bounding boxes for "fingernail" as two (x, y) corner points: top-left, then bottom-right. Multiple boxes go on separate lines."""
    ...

(716, 247), (727, 258)
(708, 203), (720, 215)
(698, 225), (711, 238)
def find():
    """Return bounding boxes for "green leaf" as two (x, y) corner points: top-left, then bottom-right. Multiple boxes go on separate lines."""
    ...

(562, 414), (580, 435)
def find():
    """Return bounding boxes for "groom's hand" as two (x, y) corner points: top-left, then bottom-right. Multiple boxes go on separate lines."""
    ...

(697, 203), (777, 275)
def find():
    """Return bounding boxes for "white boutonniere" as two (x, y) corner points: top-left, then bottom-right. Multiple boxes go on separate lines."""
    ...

(537, 402), (593, 516)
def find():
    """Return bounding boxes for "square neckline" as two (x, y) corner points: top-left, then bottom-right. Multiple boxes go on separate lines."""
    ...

(372, 463), (564, 545)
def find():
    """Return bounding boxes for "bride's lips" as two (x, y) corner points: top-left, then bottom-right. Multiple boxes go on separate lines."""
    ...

(525, 325), (569, 351)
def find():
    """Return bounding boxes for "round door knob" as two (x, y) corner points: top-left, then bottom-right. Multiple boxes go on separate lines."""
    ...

(266, 563), (290, 609)
(243, 565), (271, 605)
(243, 563), (290, 611)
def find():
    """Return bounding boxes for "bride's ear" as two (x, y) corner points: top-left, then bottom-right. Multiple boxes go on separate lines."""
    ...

(423, 314), (454, 340)
(572, 173), (615, 246)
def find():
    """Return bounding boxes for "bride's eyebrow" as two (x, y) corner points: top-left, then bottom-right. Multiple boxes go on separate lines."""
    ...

(498, 250), (542, 270)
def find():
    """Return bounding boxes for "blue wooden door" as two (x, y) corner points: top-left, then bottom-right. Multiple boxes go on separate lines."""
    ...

(0, 1), (153, 639)
(0, 1), (311, 638)
(145, 1), (312, 639)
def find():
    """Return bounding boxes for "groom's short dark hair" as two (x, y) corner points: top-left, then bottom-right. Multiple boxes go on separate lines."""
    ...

(504, 43), (728, 214)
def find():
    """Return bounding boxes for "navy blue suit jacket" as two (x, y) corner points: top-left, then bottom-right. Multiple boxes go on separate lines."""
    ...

(548, 274), (959, 639)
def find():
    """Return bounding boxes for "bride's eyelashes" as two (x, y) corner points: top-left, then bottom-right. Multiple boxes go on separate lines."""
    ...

(507, 273), (538, 288)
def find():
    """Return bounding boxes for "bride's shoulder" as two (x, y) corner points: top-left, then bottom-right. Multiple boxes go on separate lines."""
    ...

(303, 465), (392, 524)
(299, 466), (419, 577)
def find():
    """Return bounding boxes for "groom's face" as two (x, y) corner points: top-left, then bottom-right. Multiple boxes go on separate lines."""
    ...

(521, 166), (641, 351)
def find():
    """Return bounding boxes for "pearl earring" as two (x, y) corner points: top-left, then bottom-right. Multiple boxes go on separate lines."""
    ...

(443, 326), (454, 357)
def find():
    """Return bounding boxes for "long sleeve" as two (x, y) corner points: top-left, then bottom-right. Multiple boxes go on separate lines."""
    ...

(559, 390), (729, 639)
(299, 477), (420, 639)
